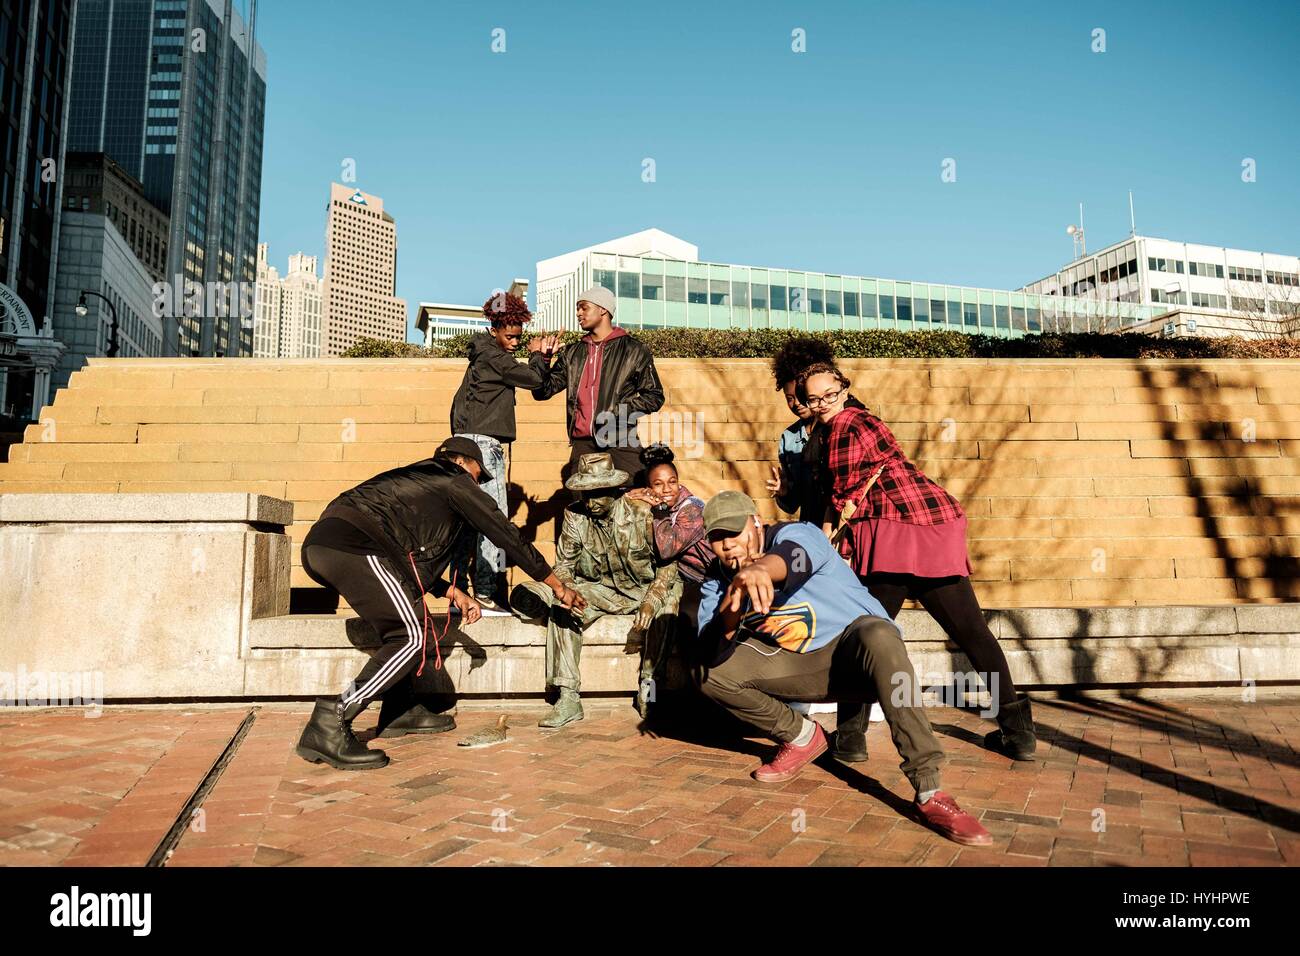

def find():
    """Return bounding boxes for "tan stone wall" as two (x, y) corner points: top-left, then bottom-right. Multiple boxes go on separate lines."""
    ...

(3, 356), (1299, 608)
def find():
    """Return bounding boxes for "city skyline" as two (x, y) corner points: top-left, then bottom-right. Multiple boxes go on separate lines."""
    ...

(253, 0), (1300, 343)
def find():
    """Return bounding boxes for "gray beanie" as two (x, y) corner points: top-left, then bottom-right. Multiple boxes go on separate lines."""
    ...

(577, 285), (617, 319)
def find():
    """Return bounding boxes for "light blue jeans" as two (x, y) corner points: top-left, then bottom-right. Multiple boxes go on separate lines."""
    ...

(450, 433), (508, 599)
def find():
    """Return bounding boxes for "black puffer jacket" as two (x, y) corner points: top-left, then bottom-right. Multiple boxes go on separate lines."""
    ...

(317, 456), (552, 594)
(531, 331), (664, 444)
(450, 333), (549, 443)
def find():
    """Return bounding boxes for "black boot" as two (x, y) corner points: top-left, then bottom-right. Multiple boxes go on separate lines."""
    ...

(984, 694), (1037, 761)
(375, 685), (456, 739)
(831, 701), (870, 764)
(295, 697), (389, 770)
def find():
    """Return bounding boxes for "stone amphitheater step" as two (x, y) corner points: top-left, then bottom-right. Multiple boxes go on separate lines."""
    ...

(4, 356), (1300, 609)
(242, 603), (1299, 698)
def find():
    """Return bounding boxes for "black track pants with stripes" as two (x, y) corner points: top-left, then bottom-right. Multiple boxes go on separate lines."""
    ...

(301, 543), (430, 713)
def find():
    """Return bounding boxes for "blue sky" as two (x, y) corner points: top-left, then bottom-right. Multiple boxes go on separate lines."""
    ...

(253, 0), (1300, 342)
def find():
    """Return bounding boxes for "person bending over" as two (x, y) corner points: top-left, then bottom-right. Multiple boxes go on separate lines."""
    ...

(296, 437), (585, 770)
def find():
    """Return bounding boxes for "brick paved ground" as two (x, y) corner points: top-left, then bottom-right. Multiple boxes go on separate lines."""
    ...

(2, 694), (1298, 867)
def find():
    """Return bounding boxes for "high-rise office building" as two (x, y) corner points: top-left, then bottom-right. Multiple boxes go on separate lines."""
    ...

(52, 209), (165, 393)
(69, 0), (267, 358)
(322, 183), (407, 357)
(61, 151), (169, 283)
(252, 241), (279, 358)
(0, 0), (76, 421)
(253, 243), (322, 358)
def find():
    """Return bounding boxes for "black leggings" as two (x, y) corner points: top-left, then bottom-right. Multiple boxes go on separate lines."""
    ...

(864, 572), (1018, 707)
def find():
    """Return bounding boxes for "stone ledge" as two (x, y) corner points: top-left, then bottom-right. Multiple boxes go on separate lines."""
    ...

(250, 605), (1300, 650)
(988, 606), (1241, 640)
(250, 610), (644, 650)
(1233, 605), (1300, 633)
(237, 604), (1300, 698)
(0, 492), (293, 526)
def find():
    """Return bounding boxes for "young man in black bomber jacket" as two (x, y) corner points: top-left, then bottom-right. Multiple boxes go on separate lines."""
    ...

(294, 437), (586, 771)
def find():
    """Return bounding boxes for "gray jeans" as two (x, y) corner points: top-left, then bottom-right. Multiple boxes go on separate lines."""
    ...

(450, 433), (508, 597)
(695, 615), (945, 795)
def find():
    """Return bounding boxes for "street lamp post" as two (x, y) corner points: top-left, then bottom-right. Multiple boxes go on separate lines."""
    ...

(76, 291), (120, 358)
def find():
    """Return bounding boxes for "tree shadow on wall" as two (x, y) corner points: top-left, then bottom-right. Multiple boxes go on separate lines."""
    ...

(1133, 361), (1300, 602)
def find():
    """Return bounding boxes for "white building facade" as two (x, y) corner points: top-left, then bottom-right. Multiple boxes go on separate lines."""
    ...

(253, 244), (323, 358)
(50, 211), (162, 394)
(414, 280), (531, 347)
(536, 229), (1164, 336)
(1021, 236), (1300, 338)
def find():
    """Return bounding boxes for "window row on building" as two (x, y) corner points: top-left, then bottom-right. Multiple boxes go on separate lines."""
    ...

(1148, 256), (1185, 274)
(588, 263), (1158, 335)
(1059, 257), (1140, 296)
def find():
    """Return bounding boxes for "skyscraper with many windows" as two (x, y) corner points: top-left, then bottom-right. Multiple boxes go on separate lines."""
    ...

(253, 243), (322, 359)
(322, 183), (407, 357)
(69, 0), (267, 357)
(0, 0), (76, 420)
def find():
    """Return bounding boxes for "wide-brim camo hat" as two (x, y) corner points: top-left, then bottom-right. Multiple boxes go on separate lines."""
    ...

(565, 452), (630, 492)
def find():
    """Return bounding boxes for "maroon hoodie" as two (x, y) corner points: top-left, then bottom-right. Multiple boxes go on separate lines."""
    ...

(571, 326), (628, 438)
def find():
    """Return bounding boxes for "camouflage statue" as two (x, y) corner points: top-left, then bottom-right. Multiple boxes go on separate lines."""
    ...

(511, 453), (681, 728)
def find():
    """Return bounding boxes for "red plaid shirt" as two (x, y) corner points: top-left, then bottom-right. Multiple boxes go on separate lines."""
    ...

(825, 406), (964, 526)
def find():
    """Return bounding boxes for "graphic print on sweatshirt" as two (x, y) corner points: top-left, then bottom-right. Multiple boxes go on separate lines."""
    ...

(739, 602), (817, 653)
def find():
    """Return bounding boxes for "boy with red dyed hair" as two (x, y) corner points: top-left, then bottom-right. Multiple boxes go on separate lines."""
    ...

(449, 291), (555, 613)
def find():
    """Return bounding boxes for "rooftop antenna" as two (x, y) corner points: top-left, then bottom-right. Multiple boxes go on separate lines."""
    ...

(1128, 191), (1136, 237)
(1066, 202), (1087, 260)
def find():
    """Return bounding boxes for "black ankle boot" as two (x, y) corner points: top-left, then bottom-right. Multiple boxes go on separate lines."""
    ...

(296, 697), (389, 770)
(984, 694), (1037, 761)
(376, 691), (456, 739)
(832, 701), (870, 764)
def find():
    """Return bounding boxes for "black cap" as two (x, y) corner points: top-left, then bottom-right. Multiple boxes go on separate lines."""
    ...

(436, 436), (492, 484)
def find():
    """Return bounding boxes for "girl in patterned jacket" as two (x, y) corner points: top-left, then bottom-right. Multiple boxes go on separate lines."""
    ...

(798, 360), (1037, 762)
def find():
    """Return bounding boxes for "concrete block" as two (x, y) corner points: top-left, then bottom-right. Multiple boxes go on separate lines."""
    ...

(0, 492), (293, 525)
(0, 525), (278, 697)
(1234, 604), (1300, 634)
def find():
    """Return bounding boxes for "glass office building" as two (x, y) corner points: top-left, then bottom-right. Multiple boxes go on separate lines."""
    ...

(1, 0), (77, 421)
(536, 232), (1167, 336)
(69, 0), (267, 357)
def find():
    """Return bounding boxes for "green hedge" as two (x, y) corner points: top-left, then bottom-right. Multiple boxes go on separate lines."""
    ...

(342, 329), (1300, 360)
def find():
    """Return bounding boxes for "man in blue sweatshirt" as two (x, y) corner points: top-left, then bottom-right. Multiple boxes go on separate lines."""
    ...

(694, 490), (993, 846)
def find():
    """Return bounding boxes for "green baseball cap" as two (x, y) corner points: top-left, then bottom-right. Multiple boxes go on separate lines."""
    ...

(703, 490), (758, 535)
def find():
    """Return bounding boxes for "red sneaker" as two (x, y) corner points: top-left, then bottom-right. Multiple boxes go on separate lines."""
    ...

(753, 723), (828, 783)
(914, 791), (993, 846)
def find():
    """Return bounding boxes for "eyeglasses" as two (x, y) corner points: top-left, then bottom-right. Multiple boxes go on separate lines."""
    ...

(804, 387), (845, 409)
